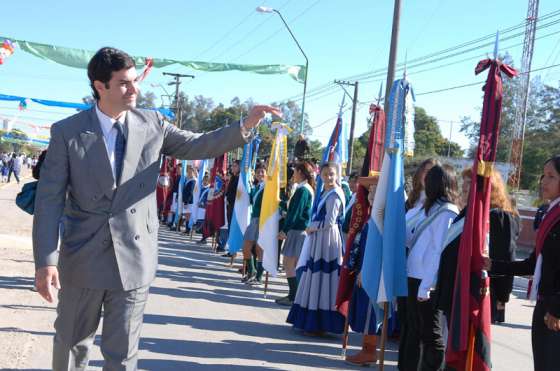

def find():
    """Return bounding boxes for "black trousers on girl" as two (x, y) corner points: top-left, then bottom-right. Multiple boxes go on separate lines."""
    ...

(400, 278), (445, 371)
(532, 300), (560, 371)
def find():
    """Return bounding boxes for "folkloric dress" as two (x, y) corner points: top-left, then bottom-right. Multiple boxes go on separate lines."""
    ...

(287, 186), (346, 333)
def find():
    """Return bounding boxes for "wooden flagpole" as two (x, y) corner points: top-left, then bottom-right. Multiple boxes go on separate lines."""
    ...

(378, 302), (389, 371)
(263, 272), (269, 298)
(341, 312), (350, 358)
(466, 323), (476, 371)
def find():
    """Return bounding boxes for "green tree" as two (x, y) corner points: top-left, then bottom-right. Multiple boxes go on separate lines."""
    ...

(460, 67), (560, 189)
(136, 91), (157, 109)
(414, 107), (464, 158)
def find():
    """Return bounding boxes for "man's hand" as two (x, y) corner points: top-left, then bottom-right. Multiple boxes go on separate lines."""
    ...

(243, 105), (283, 129)
(35, 266), (61, 303)
(545, 312), (560, 331)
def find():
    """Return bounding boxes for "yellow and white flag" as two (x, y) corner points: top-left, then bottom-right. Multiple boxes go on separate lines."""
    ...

(259, 123), (291, 277)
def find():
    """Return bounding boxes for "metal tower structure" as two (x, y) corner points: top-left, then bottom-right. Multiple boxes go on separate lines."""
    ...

(508, 0), (539, 189)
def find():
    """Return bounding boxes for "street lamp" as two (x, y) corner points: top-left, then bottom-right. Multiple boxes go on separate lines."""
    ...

(256, 6), (309, 135)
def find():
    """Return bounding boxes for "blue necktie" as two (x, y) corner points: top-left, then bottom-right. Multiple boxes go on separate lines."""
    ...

(114, 121), (126, 186)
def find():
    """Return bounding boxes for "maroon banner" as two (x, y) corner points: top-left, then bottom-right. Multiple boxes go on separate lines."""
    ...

(335, 104), (386, 316)
(162, 158), (178, 218)
(203, 154), (227, 238)
(446, 59), (517, 371)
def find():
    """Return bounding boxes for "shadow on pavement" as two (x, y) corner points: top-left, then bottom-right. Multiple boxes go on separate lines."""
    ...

(0, 275), (35, 290)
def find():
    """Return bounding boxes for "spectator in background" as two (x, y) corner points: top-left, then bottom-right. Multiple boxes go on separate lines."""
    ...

(8, 153), (22, 184)
(1, 154), (8, 182)
(226, 160), (240, 228)
(294, 134), (310, 161)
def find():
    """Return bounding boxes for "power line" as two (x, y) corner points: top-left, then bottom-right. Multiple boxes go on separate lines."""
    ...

(277, 9), (560, 103)
(206, 0), (294, 63)
(415, 62), (560, 96)
(230, 0), (321, 62)
(284, 22), (560, 104)
(192, 6), (258, 60)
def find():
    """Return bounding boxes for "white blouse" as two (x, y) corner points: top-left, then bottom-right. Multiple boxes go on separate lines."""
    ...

(406, 201), (459, 299)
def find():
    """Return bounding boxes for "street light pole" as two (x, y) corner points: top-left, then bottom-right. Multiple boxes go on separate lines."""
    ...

(257, 6), (308, 135)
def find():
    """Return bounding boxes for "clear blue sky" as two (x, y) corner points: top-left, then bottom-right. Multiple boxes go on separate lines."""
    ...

(1, 0), (559, 150)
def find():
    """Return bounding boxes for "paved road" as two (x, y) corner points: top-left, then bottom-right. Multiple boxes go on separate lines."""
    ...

(0, 179), (534, 370)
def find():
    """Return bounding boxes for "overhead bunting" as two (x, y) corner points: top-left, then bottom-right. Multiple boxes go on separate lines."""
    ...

(0, 36), (306, 83)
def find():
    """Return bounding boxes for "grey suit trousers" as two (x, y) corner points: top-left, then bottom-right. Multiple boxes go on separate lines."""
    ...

(53, 284), (149, 371)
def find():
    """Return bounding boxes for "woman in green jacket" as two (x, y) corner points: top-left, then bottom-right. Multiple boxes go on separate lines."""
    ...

(276, 162), (316, 306)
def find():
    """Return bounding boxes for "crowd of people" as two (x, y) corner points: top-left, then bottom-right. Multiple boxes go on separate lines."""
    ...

(155, 149), (560, 370)
(27, 47), (559, 370)
(0, 152), (37, 183)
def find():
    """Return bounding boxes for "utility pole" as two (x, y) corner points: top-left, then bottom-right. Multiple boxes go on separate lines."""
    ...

(447, 121), (454, 158)
(384, 0), (402, 114)
(162, 72), (195, 128)
(334, 79), (359, 174)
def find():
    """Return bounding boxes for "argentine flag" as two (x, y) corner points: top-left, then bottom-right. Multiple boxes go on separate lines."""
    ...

(313, 96), (348, 212)
(189, 159), (209, 230)
(226, 140), (254, 254)
(361, 77), (414, 327)
(173, 160), (187, 226)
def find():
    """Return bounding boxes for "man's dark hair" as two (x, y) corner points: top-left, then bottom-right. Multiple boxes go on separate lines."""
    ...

(87, 47), (136, 100)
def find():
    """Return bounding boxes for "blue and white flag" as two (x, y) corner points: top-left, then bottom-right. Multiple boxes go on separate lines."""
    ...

(361, 77), (415, 328)
(313, 94), (348, 213)
(189, 159), (209, 229)
(226, 139), (255, 254)
(173, 160), (187, 226)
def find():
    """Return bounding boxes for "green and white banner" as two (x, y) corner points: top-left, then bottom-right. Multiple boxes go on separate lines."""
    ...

(0, 36), (306, 82)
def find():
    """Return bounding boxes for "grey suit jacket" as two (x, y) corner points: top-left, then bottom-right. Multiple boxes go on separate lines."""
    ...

(32, 107), (247, 290)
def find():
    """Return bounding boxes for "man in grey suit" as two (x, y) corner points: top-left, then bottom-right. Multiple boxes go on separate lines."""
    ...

(32, 47), (281, 371)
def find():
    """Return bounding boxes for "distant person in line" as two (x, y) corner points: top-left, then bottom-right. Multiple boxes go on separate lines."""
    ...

(32, 46), (281, 371)
(293, 134), (310, 161)
(7, 152), (22, 184)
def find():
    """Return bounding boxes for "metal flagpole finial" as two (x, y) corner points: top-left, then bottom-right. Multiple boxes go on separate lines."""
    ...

(377, 82), (384, 105)
(493, 30), (500, 60)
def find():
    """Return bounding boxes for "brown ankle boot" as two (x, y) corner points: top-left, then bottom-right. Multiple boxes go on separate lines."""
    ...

(345, 334), (378, 366)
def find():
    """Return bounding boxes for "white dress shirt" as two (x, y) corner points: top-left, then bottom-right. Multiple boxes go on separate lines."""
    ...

(406, 201), (459, 299)
(95, 105), (127, 185)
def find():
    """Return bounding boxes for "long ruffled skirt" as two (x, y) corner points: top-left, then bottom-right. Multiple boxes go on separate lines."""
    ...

(287, 225), (345, 334)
